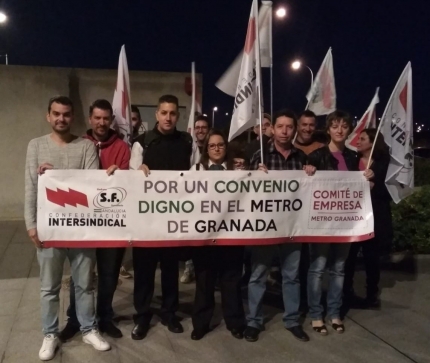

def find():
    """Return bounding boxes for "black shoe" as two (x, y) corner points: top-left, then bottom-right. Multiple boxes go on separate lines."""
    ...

(131, 323), (150, 340)
(228, 327), (244, 340)
(286, 326), (309, 342)
(244, 326), (260, 342)
(363, 297), (381, 309)
(191, 328), (209, 341)
(161, 317), (184, 334)
(99, 321), (123, 338)
(59, 322), (80, 341)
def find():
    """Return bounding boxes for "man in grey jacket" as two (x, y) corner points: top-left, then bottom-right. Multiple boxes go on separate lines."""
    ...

(25, 96), (111, 361)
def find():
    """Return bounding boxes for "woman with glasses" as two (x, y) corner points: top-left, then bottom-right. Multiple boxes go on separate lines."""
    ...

(189, 129), (246, 341)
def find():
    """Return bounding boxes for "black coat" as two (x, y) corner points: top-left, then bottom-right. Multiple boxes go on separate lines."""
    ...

(307, 145), (359, 171)
(369, 154), (393, 248)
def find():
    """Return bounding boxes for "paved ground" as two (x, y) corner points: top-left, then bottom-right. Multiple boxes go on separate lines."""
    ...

(0, 221), (429, 363)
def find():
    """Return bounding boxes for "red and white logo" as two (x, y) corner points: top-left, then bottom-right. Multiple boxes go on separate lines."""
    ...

(46, 188), (89, 208)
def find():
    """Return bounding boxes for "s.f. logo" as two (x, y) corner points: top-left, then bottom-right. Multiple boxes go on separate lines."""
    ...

(94, 188), (127, 209)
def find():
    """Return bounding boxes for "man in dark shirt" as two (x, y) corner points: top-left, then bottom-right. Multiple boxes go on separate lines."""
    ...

(244, 113), (272, 161)
(131, 105), (143, 140)
(129, 95), (193, 340)
(244, 109), (316, 343)
(293, 110), (326, 155)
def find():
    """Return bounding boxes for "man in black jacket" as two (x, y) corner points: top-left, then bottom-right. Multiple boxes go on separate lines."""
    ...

(129, 95), (193, 340)
(244, 113), (272, 161)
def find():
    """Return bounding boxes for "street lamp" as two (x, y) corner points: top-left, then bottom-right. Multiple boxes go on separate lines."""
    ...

(0, 12), (7, 24)
(291, 60), (314, 88)
(212, 107), (218, 128)
(275, 7), (287, 18)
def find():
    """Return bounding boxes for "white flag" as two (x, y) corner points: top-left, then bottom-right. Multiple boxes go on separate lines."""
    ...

(216, 1), (272, 97)
(380, 62), (414, 203)
(306, 48), (336, 115)
(228, 0), (262, 142)
(346, 87), (380, 151)
(112, 45), (132, 147)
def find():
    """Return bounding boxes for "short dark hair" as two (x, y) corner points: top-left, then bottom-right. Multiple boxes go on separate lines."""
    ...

(194, 115), (209, 127)
(158, 94), (179, 110)
(325, 110), (353, 133)
(131, 105), (141, 120)
(89, 99), (113, 117)
(48, 96), (74, 113)
(263, 113), (271, 122)
(273, 109), (297, 128)
(298, 110), (316, 120)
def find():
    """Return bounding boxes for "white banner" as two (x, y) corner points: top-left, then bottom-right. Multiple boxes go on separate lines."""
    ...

(37, 170), (374, 247)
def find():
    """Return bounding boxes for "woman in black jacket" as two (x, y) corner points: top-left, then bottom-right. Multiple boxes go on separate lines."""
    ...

(190, 129), (246, 341)
(306, 111), (374, 336)
(343, 128), (392, 309)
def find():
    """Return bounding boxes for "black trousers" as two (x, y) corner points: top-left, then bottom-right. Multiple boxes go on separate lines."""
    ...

(192, 246), (245, 331)
(67, 247), (125, 325)
(344, 238), (381, 299)
(133, 247), (179, 325)
(299, 243), (310, 305)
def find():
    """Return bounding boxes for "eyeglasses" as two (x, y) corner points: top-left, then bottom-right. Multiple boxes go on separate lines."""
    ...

(208, 143), (226, 150)
(195, 126), (208, 131)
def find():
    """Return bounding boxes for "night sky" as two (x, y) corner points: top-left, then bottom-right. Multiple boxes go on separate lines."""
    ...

(1, 0), (429, 129)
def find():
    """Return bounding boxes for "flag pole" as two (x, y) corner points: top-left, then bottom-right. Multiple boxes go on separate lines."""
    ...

(256, 1), (264, 164)
(269, 4), (273, 122)
(366, 114), (384, 169)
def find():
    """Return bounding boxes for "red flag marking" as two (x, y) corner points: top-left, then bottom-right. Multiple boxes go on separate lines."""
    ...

(244, 18), (256, 54)
(46, 188), (89, 208)
(399, 83), (408, 111)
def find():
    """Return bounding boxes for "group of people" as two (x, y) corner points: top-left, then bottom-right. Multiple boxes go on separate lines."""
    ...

(24, 94), (393, 361)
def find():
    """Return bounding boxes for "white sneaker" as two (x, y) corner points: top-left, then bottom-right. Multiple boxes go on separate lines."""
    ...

(83, 329), (111, 351)
(180, 268), (195, 284)
(39, 334), (59, 361)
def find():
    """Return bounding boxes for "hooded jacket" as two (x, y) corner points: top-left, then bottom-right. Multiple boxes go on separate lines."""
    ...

(84, 129), (130, 170)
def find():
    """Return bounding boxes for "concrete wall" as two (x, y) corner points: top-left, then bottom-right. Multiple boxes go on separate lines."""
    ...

(0, 65), (202, 220)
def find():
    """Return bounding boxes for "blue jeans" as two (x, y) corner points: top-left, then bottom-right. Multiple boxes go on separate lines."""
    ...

(307, 243), (351, 321)
(247, 243), (301, 329)
(37, 248), (96, 335)
(68, 248), (125, 325)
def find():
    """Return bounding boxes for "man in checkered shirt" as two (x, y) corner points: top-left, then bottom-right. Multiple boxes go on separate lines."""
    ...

(244, 109), (316, 343)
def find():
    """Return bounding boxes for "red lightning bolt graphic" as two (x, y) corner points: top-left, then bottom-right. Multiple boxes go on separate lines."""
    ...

(46, 188), (89, 208)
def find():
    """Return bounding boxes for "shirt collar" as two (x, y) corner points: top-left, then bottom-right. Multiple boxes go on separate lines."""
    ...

(208, 160), (227, 169)
(268, 142), (298, 155)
